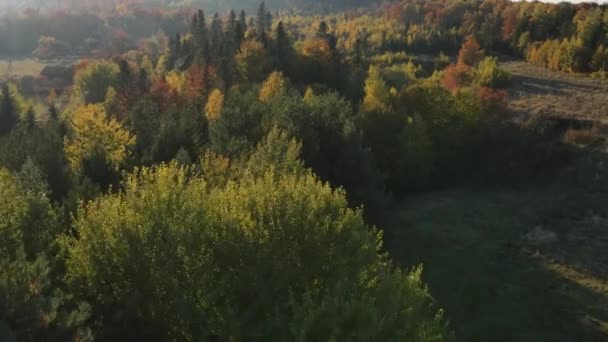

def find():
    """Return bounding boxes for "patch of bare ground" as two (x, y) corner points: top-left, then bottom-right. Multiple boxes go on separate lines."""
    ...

(503, 61), (608, 123)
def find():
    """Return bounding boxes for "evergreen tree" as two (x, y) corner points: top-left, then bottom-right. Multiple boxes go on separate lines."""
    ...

(226, 9), (238, 53)
(210, 12), (223, 60)
(23, 108), (36, 129)
(316, 21), (329, 39)
(256, 2), (268, 42)
(274, 21), (293, 74)
(192, 10), (210, 66)
(239, 10), (247, 30)
(0, 84), (17, 136)
(117, 59), (131, 90)
(48, 103), (58, 121)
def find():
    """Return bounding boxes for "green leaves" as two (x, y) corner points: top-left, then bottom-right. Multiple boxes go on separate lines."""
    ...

(66, 162), (448, 341)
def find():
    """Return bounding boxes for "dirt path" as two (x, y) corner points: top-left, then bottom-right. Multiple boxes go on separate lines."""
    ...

(503, 61), (608, 123)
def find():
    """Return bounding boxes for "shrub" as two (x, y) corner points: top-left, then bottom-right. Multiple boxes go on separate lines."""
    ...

(475, 57), (511, 89)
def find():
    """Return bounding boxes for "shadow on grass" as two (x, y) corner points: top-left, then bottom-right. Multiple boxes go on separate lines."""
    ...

(388, 189), (608, 342)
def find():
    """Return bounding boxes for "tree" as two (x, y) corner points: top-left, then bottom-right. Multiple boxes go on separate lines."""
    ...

(64, 104), (135, 178)
(458, 35), (485, 66)
(210, 12), (223, 59)
(239, 10), (247, 29)
(443, 62), (475, 93)
(0, 84), (17, 135)
(205, 89), (224, 122)
(592, 44), (608, 72)
(0, 167), (91, 341)
(235, 39), (270, 83)
(73, 61), (120, 104)
(65, 162), (449, 341)
(192, 10), (210, 67)
(273, 21), (293, 73)
(316, 21), (329, 39)
(259, 71), (288, 103)
(256, 2), (268, 40)
(475, 57), (511, 88)
(362, 65), (391, 113)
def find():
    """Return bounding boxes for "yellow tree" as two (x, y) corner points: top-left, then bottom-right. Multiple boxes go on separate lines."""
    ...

(259, 71), (288, 103)
(205, 89), (224, 122)
(64, 104), (135, 174)
(362, 65), (391, 113)
(235, 39), (270, 83)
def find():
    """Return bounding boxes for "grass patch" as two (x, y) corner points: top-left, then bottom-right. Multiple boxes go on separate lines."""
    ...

(0, 59), (46, 80)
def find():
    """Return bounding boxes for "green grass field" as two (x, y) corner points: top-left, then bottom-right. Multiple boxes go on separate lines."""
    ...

(388, 185), (608, 341)
(0, 59), (46, 80)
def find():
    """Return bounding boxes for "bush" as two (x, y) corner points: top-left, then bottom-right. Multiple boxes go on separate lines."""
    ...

(475, 57), (511, 89)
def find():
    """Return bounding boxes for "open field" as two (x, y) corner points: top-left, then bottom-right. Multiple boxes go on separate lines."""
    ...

(389, 183), (608, 341)
(503, 61), (608, 123)
(0, 58), (46, 80)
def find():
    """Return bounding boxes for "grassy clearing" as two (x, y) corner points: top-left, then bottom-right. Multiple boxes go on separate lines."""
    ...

(503, 61), (608, 123)
(0, 59), (46, 80)
(388, 187), (608, 341)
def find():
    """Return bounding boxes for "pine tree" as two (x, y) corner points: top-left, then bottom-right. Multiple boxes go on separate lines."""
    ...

(226, 10), (237, 48)
(0, 84), (17, 135)
(353, 38), (363, 65)
(48, 103), (58, 121)
(234, 22), (245, 52)
(274, 21), (292, 73)
(192, 10), (210, 66)
(316, 21), (329, 39)
(256, 2), (267, 36)
(118, 59), (131, 90)
(23, 108), (36, 129)
(239, 10), (247, 29)
(210, 12), (223, 60)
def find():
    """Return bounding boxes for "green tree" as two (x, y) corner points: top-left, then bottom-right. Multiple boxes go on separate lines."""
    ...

(273, 21), (294, 74)
(66, 162), (449, 341)
(0, 85), (17, 136)
(73, 61), (120, 104)
(235, 39), (270, 83)
(475, 57), (511, 88)
(0, 167), (91, 342)
(256, 2), (268, 40)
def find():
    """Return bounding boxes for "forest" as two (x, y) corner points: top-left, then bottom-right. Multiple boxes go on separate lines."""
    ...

(2, 0), (608, 341)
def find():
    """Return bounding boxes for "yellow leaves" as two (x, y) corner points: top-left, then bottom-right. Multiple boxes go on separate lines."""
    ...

(259, 71), (287, 103)
(165, 71), (186, 95)
(235, 39), (269, 82)
(64, 104), (135, 174)
(301, 38), (332, 61)
(205, 89), (224, 122)
(362, 66), (391, 113)
(303, 87), (315, 103)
